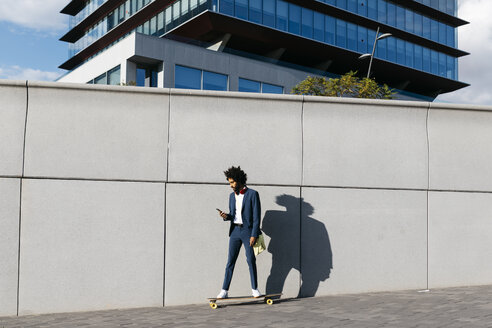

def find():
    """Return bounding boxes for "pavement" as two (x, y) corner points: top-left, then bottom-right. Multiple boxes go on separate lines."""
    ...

(1, 285), (492, 328)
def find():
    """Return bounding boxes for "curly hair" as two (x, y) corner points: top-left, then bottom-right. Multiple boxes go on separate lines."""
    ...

(223, 166), (247, 185)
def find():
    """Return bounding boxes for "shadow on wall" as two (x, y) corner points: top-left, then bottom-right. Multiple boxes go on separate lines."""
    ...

(262, 194), (332, 298)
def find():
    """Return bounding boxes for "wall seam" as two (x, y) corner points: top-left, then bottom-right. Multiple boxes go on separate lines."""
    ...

(163, 182), (167, 307)
(299, 95), (305, 297)
(17, 81), (29, 316)
(163, 90), (172, 307)
(8, 176), (492, 194)
(426, 102), (431, 291)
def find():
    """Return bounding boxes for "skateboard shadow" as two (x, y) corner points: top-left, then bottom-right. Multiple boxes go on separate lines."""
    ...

(262, 194), (332, 298)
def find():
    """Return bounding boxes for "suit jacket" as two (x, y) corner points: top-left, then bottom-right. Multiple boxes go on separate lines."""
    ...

(224, 188), (261, 238)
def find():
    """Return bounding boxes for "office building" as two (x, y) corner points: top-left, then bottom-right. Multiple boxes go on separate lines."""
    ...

(58, 0), (469, 100)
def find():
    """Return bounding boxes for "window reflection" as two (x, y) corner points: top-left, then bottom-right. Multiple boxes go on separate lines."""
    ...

(239, 78), (283, 94)
(175, 65), (228, 91)
(175, 65), (201, 89)
(238, 78), (261, 93)
(87, 65), (120, 85)
(262, 83), (284, 94)
(203, 71), (228, 91)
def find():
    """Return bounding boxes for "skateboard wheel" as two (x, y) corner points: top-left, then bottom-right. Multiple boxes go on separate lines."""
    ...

(266, 299), (273, 305)
(210, 302), (218, 309)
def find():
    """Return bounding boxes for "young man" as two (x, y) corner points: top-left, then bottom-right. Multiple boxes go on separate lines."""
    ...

(217, 166), (262, 299)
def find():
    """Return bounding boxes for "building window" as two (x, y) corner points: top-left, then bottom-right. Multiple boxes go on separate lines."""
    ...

(358, 0), (367, 16)
(203, 71), (228, 91)
(175, 65), (228, 91)
(220, 0), (234, 15)
(175, 65), (201, 89)
(249, 0), (262, 24)
(108, 65), (121, 85)
(376, 37), (387, 60)
(358, 26), (367, 53)
(348, 0), (358, 12)
(276, 0), (288, 31)
(347, 22), (357, 51)
(87, 65), (121, 85)
(313, 12), (324, 42)
(336, 19), (347, 48)
(239, 78), (261, 93)
(301, 8), (313, 39)
(238, 78), (283, 94)
(94, 73), (107, 85)
(288, 3), (301, 35)
(262, 83), (284, 94)
(136, 65), (158, 87)
(325, 16), (335, 45)
(263, 0), (275, 27)
(235, 0), (248, 20)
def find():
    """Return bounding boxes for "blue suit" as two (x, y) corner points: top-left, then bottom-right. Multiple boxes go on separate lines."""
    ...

(221, 188), (261, 291)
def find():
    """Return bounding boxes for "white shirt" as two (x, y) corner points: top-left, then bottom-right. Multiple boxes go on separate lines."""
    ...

(234, 192), (244, 225)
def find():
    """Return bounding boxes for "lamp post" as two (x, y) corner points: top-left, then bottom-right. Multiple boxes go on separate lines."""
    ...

(359, 27), (392, 79)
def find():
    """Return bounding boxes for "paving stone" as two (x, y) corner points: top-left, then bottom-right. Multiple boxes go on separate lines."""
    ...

(1, 286), (492, 327)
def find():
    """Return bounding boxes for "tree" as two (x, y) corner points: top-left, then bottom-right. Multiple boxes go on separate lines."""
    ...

(291, 71), (394, 99)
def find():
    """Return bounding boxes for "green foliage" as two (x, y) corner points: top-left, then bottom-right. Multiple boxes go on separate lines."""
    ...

(291, 71), (394, 99)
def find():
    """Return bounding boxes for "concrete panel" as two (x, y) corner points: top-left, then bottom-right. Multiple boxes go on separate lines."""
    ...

(18, 179), (165, 315)
(0, 81), (27, 177)
(24, 82), (169, 181)
(301, 187), (427, 296)
(167, 91), (303, 185)
(429, 191), (492, 288)
(429, 107), (492, 192)
(0, 178), (20, 316)
(165, 183), (300, 305)
(303, 98), (428, 189)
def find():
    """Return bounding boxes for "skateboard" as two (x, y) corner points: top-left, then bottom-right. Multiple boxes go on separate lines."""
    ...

(207, 293), (282, 309)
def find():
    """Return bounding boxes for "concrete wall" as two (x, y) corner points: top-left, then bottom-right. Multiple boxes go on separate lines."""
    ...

(1, 79), (492, 315)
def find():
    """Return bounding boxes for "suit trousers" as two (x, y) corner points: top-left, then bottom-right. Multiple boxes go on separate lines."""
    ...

(222, 224), (258, 291)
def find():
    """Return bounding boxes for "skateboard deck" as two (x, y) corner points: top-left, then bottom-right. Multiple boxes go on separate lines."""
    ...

(207, 293), (282, 309)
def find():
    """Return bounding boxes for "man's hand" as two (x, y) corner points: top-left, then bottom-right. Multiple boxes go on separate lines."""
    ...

(250, 237), (257, 247)
(218, 210), (228, 219)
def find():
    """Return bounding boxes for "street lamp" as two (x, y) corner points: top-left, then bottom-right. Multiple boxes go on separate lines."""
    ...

(359, 27), (392, 79)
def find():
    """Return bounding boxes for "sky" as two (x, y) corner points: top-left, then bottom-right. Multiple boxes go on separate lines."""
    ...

(0, 0), (490, 105)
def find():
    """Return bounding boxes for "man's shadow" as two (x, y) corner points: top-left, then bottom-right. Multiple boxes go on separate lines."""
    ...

(262, 194), (332, 298)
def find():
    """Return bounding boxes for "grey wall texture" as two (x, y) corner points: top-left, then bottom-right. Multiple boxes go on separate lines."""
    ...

(1, 80), (492, 316)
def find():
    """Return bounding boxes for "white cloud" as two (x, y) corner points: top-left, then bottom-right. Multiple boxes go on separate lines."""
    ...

(0, 0), (68, 31)
(436, 0), (492, 105)
(0, 65), (62, 82)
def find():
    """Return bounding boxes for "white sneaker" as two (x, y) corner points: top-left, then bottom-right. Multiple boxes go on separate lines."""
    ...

(217, 289), (228, 299)
(252, 289), (261, 298)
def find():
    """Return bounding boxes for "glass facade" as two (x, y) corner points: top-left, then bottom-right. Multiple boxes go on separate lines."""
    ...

(414, 0), (456, 16)
(69, 0), (159, 56)
(212, 0), (458, 79)
(67, 0), (460, 82)
(70, 0), (109, 29)
(69, 0), (210, 57)
(319, 0), (456, 48)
